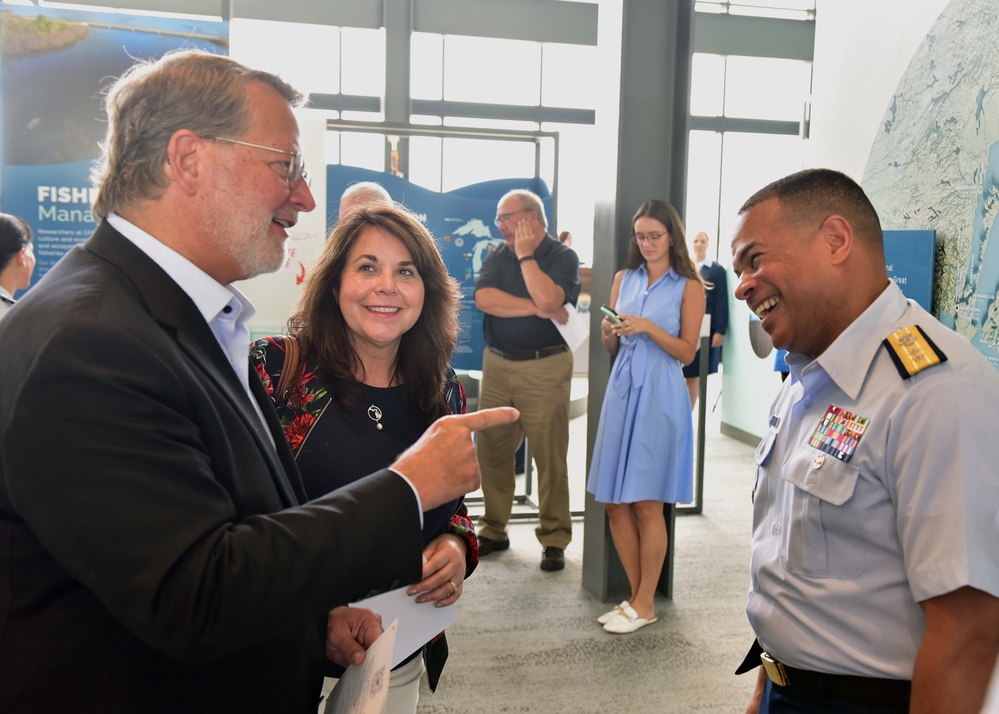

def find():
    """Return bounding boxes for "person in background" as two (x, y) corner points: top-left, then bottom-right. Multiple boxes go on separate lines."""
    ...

(474, 189), (580, 572)
(339, 181), (392, 218)
(0, 213), (36, 319)
(772, 348), (789, 382)
(682, 231), (728, 410)
(732, 168), (999, 713)
(587, 200), (705, 634)
(558, 230), (573, 247)
(0, 49), (516, 713)
(251, 205), (472, 713)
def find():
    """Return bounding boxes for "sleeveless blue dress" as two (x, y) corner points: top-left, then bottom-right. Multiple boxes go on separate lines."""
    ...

(586, 266), (694, 504)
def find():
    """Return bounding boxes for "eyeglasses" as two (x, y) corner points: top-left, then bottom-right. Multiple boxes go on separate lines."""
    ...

(494, 208), (533, 227)
(205, 136), (310, 187)
(632, 232), (667, 245)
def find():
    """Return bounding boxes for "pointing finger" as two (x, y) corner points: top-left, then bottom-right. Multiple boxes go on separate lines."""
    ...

(450, 407), (520, 433)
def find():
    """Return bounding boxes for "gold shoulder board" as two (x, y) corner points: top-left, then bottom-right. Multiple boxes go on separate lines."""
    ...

(882, 325), (947, 379)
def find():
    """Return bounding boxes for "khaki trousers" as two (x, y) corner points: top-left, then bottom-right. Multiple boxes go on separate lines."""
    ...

(476, 347), (573, 548)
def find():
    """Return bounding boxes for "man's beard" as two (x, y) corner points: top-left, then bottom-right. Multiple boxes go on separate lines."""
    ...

(206, 200), (288, 282)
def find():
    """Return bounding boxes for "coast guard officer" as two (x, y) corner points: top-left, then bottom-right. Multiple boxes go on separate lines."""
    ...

(730, 169), (999, 713)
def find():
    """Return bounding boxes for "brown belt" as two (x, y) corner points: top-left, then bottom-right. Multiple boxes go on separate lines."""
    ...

(488, 344), (568, 361)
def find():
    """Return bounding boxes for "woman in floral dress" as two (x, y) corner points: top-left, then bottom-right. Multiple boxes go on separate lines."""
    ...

(251, 205), (471, 713)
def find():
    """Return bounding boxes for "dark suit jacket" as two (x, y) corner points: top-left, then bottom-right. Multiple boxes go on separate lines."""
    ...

(700, 260), (729, 339)
(683, 260), (729, 378)
(0, 221), (423, 713)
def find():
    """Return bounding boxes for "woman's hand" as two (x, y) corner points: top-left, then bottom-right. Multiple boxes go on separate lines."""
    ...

(407, 533), (467, 606)
(611, 313), (652, 337)
(600, 316), (619, 341)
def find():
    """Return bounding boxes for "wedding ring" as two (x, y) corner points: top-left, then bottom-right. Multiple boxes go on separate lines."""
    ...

(448, 579), (457, 595)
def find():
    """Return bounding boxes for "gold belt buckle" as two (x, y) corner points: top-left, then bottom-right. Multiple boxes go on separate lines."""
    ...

(760, 651), (790, 687)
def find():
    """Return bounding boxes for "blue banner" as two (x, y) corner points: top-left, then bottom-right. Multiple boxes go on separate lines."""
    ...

(883, 229), (936, 312)
(327, 166), (552, 370)
(0, 7), (228, 291)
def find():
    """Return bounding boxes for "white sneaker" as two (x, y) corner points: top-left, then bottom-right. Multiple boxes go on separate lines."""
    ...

(596, 600), (630, 625)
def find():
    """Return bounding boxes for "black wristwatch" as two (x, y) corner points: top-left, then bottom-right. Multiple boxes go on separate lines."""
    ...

(518, 254), (536, 264)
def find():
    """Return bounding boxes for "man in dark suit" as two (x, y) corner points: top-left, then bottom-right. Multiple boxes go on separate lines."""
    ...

(0, 50), (515, 713)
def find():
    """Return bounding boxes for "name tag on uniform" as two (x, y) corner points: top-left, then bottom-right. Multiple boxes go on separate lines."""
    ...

(808, 404), (869, 463)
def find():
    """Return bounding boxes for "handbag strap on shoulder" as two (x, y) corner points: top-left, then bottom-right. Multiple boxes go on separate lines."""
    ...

(274, 334), (300, 403)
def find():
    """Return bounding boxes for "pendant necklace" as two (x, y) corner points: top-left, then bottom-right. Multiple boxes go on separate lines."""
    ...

(367, 404), (384, 430)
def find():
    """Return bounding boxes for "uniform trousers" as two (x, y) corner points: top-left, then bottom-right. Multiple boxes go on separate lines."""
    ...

(760, 678), (907, 714)
(476, 346), (573, 548)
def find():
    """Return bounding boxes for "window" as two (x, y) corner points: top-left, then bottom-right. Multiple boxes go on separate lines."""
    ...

(340, 27), (385, 98)
(724, 55), (811, 121)
(541, 42), (601, 109)
(694, 1), (815, 21)
(717, 132), (805, 243)
(691, 53), (812, 122)
(442, 35), (541, 106)
(411, 32), (444, 101)
(684, 130), (723, 251)
(690, 54), (726, 117)
(230, 19), (341, 96)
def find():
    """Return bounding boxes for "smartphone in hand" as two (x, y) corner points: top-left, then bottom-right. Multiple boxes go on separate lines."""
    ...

(600, 304), (623, 323)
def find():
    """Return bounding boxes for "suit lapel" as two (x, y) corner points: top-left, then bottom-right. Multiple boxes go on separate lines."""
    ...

(249, 375), (308, 503)
(86, 221), (301, 506)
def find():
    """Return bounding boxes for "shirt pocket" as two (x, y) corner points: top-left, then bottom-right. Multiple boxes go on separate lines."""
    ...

(755, 428), (777, 467)
(781, 449), (867, 579)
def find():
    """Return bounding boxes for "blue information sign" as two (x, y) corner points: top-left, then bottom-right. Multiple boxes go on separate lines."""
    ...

(883, 229), (936, 312)
(0, 6), (228, 292)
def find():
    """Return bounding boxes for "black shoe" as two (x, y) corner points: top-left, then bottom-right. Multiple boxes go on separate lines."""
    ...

(540, 546), (565, 571)
(478, 535), (510, 556)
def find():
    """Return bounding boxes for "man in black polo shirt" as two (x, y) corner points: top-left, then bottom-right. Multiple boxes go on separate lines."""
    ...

(474, 189), (580, 571)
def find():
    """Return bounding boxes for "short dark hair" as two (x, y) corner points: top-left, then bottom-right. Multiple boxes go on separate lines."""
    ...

(0, 213), (33, 272)
(289, 205), (460, 423)
(627, 200), (703, 285)
(739, 168), (883, 249)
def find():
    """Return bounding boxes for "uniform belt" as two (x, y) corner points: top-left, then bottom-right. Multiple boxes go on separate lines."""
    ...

(761, 651), (910, 709)
(488, 344), (568, 361)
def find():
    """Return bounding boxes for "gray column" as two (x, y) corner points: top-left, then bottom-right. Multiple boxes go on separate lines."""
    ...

(582, 0), (692, 603)
(383, 0), (412, 175)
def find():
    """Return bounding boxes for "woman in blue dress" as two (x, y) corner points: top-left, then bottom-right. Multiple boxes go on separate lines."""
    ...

(587, 200), (706, 634)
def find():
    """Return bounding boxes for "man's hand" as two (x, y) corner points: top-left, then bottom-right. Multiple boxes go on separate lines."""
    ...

(391, 407), (519, 511)
(513, 219), (536, 259)
(744, 667), (766, 714)
(538, 304), (570, 325)
(325, 606), (383, 667)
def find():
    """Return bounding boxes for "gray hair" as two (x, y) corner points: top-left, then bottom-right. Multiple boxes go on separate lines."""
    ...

(499, 189), (548, 230)
(91, 49), (304, 220)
